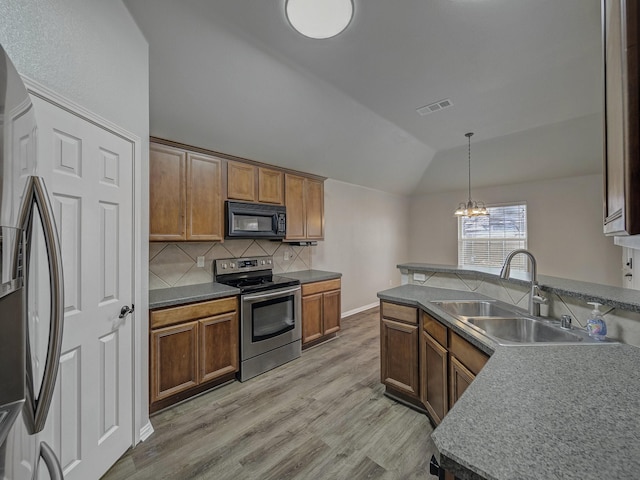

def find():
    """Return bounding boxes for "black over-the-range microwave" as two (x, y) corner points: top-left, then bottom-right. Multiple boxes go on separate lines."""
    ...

(225, 201), (287, 239)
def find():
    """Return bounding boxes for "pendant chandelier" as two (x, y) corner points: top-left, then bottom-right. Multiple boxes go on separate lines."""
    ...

(454, 132), (488, 217)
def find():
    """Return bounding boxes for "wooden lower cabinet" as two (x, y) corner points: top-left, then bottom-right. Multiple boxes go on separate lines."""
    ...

(380, 318), (420, 399)
(449, 356), (475, 407)
(420, 331), (448, 424)
(150, 297), (238, 413)
(199, 313), (238, 383)
(301, 279), (341, 347)
(151, 321), (199, 402)
(380, 308), (490, 424)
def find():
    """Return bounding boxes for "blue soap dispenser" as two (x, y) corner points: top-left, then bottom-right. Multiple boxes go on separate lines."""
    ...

(586, 302), (607, 341)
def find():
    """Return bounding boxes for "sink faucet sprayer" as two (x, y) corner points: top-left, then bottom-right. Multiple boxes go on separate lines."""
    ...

(499, 249), (548, 316)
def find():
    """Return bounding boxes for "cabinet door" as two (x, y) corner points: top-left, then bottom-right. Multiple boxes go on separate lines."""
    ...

(421, 331), (448, 425)
(258, 167), (284, 205)
(305, 179), (324, 240)
(227, 161), (256, 201)
(603, 0), (640, 235)
(199, 312), (238, 383)
(285, 173), (306, 240)
(187, 153), (223, 241)
(149, 144), (186, 241)
(302, 293), (323, 344)
(380, 318), (419, 398)
(449, 355), (475, 408)
(322, 289), (341, 335)
(150, 321), (198, 404)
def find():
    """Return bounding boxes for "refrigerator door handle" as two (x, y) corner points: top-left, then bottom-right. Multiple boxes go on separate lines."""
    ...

(39, 441), (64, 480)
(19, 176), (65, 434)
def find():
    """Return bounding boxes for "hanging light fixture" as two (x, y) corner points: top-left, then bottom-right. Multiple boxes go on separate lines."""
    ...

(454, 132), (489, 217)
(285, 0), (354, 39)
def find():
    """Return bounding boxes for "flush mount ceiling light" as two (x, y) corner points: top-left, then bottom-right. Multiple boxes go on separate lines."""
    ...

(454, 132), (489, 217)
(285, 0), (354, 39)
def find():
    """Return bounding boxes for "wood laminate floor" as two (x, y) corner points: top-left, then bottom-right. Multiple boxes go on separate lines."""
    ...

(102, 307), (437, 480)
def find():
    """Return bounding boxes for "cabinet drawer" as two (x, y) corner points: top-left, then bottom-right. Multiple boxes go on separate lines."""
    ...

(151, 296), (238, 329)
(302, 278), (341, 296)
(381, 301), (417, 325)
(449, 331), (489, 376)
(422, 312), (447, 347)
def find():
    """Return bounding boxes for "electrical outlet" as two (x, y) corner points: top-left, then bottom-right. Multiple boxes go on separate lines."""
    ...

(284, 251), (290, 261)
(389, 279), (393, 286)
(413, 273), (426, 282)
(197, 256), (205, 268)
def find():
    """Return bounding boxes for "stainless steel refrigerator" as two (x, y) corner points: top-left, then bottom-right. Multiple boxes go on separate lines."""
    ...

(0, 44), (65, 479)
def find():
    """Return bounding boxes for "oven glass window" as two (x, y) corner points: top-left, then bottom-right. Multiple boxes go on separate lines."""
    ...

(233, 214), (273, 232)
(252, 294), (295, 341)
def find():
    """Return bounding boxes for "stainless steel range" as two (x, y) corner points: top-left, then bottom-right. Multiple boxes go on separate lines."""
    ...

(214, 256), (301, 381)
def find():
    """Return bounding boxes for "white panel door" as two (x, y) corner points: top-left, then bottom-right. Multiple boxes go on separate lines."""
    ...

(30, 95), (134, 480)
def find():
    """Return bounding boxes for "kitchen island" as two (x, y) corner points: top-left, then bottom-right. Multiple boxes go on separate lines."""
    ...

(378, 284), (640, 480)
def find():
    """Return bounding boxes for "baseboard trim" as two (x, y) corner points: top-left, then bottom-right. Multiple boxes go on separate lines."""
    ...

(342, 302), (379, 319)
(139, 421), (155, 442)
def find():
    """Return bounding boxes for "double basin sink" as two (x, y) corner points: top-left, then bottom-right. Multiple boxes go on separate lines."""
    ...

(430, 300), (598, 345)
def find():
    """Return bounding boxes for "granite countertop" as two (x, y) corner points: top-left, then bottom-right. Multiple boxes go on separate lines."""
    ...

(149, 283), (240, 309)
(281, 269), (342, 284)
(377, 284), (640, 480)
(398, 263), (640, 313)
(433, 344), (640, 480)
(149, 270), (341, 309)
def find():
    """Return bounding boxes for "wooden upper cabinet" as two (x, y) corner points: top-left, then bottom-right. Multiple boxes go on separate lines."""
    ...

(149, 144), (186, 241)
(285, 173), (324, 241)
(227, 161), (256, 202)
(258, 167), (284, 204)
(227, 162), (284, 205)
(603, 0), (640, 235)
(187, 153), (223, 241)
(150, 142), (223, 241)
(285, 174), (306, 240)
(305, 179), (324, 240)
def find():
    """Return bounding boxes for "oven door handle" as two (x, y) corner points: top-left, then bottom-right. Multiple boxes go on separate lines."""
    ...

(242, 286), (300, 302)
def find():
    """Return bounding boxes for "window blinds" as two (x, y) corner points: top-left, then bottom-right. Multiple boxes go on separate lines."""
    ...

(458, 204), (528, 271)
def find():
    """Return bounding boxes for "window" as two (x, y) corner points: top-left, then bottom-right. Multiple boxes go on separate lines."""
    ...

(458, 203), (528, 271)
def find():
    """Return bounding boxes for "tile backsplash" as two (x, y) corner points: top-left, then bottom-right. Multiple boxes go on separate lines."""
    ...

(149, 239), (312, 290)
(409, 271), (640, 347)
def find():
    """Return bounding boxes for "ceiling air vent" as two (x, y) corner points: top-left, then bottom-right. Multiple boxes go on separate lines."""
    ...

(416, 98), (453, 116)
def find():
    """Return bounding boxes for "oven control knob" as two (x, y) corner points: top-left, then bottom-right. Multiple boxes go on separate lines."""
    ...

(260, 260), (265, 265)
(267, 259), (272, 265)
(230, 263), (236, 268)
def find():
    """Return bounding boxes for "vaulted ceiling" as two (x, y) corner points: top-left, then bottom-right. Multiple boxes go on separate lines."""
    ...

(125, 0), (603, 195)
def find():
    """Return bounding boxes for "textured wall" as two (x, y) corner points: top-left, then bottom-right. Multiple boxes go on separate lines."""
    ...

(0, 0), (148, 139)
(408, 174), (622, 287)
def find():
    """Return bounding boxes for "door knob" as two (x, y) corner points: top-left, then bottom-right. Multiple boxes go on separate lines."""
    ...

(119, 304), (135, 319)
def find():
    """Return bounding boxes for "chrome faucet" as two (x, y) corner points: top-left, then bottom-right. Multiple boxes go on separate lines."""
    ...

(499, 249), (548, 316)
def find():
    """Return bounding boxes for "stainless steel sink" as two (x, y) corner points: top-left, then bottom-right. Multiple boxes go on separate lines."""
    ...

(467, 317), (585, 343)
(430, 300), (517, 319)
(430, 299), (596, 345)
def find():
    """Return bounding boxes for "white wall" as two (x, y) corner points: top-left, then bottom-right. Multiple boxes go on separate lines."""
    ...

(409, 174), (622, 287)
(312, 179), (410, 314)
